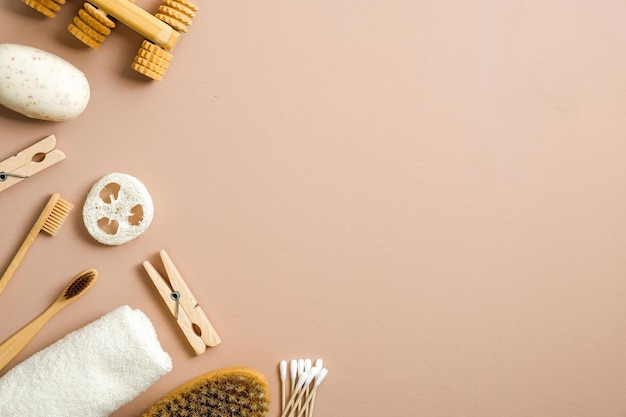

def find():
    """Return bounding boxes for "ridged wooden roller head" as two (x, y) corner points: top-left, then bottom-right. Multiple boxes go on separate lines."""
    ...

(131, 40), (174, 81)
(155, 0), (199, 32)
(21, 0), (65, 18)
(68, 2), (116, 49)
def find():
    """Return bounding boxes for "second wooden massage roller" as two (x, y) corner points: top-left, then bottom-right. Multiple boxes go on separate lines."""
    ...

(21, 0), (198, 81)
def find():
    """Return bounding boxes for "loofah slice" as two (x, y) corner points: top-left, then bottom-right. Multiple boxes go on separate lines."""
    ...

(83, 172), (154, 245)
(140, 367), (271, 417)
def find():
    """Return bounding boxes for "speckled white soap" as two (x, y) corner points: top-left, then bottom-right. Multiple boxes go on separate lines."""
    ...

(0, 43), (90, 121)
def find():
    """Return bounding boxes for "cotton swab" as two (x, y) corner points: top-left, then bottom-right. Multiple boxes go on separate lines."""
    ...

(279, 358), (327, 417)
(295, 368), (328, 417)
(280, 360), (287, 412)
(290, 359), (298, 395)
(302, 360), (314, 416)
(297, 359), (305, 378)
(298, 359), (312, 416)
(302, 362), (319, 417)
(306, 359), (323, 417)
(281, 370), (315, 417)
(293, 359), (306, 415)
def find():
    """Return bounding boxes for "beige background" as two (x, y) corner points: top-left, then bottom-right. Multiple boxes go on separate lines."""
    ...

(1, 0), (626, 416)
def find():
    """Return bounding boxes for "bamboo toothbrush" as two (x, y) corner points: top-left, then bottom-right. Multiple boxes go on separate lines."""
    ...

(0, 193), (73, 298)
(0, 269), (97, 372)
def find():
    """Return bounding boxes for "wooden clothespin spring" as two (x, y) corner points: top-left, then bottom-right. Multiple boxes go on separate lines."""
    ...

(0, 135), (65, 193)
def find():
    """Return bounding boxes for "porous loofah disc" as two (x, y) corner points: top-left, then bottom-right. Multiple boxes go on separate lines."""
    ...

(83, 172), (154, 245)
(140, 367), (270, 417)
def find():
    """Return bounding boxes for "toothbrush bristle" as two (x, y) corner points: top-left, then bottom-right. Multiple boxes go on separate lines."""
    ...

(42, 198), (73, 236)
(64, 270), (97, 300)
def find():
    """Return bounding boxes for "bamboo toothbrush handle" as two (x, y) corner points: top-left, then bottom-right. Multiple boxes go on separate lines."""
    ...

(0, 303), (63, 372)
(0, 224), (43, 297)
(0, 193), (60, 298)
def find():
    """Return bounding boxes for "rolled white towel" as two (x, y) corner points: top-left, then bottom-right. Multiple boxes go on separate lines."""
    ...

(0, 305), (172, 417)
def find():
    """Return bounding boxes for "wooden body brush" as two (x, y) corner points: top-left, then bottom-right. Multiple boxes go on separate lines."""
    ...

(0, 192), (73, 299)
(0, 269), (97, 372)
(140, 366), (270, 417)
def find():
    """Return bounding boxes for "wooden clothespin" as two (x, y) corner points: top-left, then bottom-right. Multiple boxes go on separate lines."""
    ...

(143, 249), (221, 355)
(0, 135), (66, 193)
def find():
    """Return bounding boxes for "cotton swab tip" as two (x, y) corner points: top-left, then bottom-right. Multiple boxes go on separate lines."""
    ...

(314, 368), (328, 387)
(305, 370), (316, 385)
(290, 359), (298, 377)
(295, 371), (309, 391)
(280, 360), (287, 379)
(314, 358), (323, 369)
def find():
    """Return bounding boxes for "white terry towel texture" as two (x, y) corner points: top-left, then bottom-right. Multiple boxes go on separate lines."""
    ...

(0, 305), (172, 417)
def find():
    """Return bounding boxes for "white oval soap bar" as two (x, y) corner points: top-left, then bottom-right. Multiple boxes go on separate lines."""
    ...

(0, 43), (90, 121)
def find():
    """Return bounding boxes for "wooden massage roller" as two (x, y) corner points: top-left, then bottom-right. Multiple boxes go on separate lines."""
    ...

(19, 0), (198, 81)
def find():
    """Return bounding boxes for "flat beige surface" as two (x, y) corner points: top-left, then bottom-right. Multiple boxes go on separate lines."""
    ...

(1, 1), (626, 416)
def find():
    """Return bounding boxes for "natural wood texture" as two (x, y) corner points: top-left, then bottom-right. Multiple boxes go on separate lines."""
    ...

(0, 269), (97, 372)
(0, 193), (72, 298)
(131, 40), (173, 81)
(143, 249), (221, 355)
(67, 2), (117, 49)
(0, 135), (65, 193)
(87, 0), (181, 51)
(280, 368), (327, 417)
(21, 0), (197, 80)
(20, 0), (63, 18)
(156, 0), (198, 33)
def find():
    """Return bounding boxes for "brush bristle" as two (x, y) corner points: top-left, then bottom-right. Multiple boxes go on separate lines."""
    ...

(41, 197), (73, 236)
(64, 270), (97, 299)
(141, 367), (270, 417)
